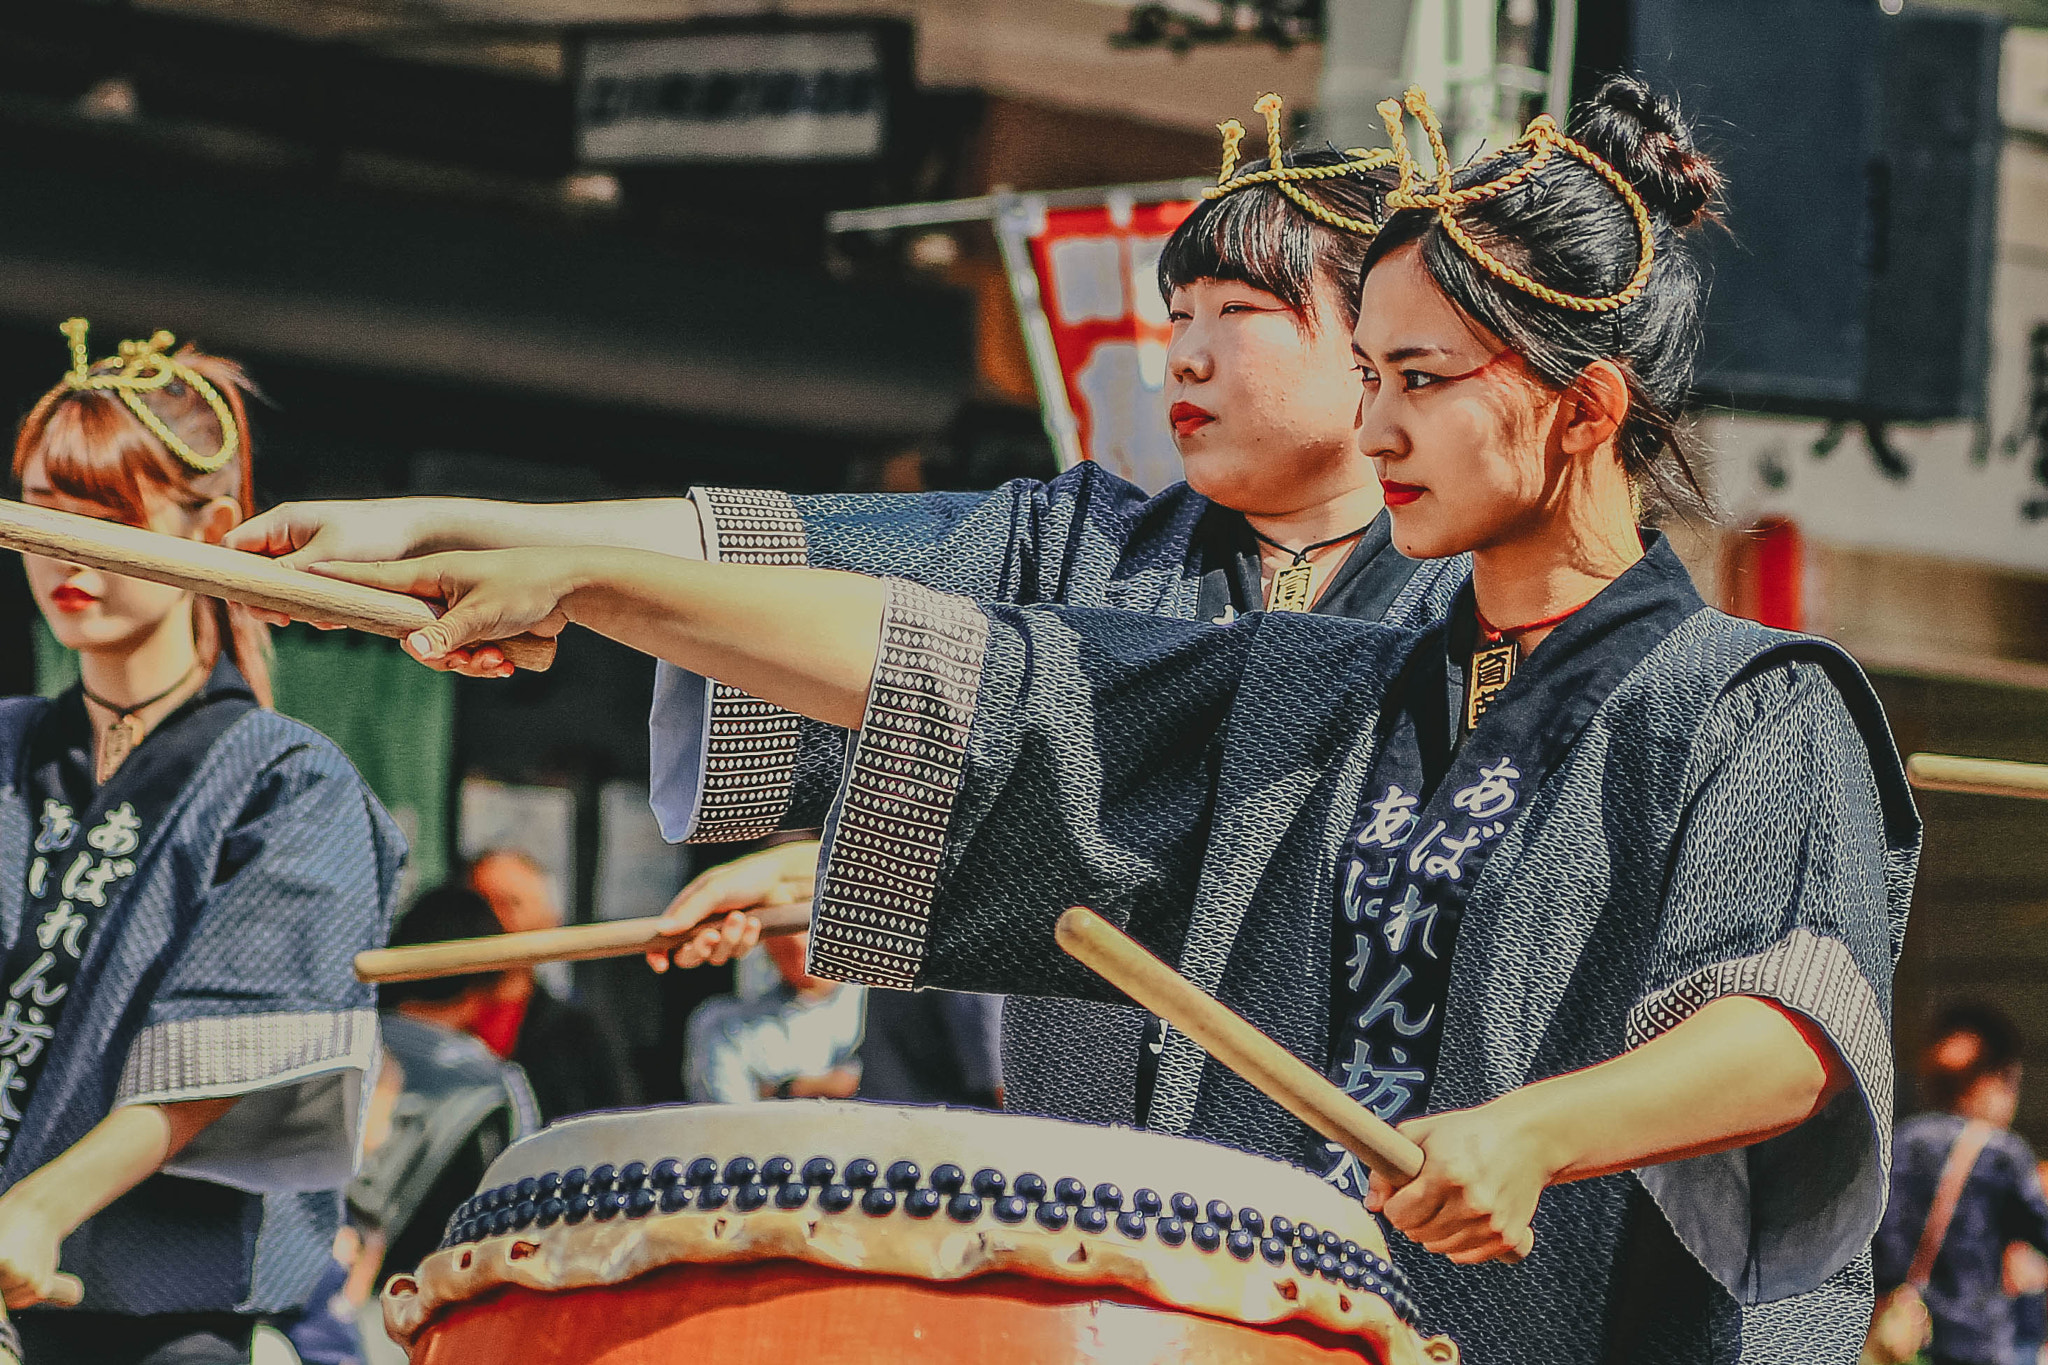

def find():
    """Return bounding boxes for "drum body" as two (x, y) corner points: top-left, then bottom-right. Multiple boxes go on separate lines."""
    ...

(385, 1102), (1458, 1365)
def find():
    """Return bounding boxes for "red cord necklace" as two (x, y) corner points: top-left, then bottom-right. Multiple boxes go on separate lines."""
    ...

(1464, 593), (1599, 733)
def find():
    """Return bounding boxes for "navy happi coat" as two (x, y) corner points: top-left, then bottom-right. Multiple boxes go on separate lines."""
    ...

(781, 538), (1917, 1365)
(646, 466), (1465, 1125)
(0, 662), (403, 1317)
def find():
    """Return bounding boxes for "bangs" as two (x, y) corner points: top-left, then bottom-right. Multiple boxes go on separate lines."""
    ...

(1157, 184), (1320, 318)
(12, 390), (184, 526)
(1156, 153), (1392, 332)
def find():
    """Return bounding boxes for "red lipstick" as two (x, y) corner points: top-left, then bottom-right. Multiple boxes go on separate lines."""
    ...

(1169, 402), (1216, 437)
(1380, 481), (1426, 507)
(50, 584), (97, 613)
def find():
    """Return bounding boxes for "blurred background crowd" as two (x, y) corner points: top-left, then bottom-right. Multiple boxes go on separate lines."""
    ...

(10, 0), (2048, 1360)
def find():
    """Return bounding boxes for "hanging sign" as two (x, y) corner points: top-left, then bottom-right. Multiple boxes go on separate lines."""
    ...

(996, 195), (1197, 494)
(573, 24), (908, 165)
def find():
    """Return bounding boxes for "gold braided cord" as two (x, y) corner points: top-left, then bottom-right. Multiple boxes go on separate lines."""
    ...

(1216, 119), (1246, 184)
(59, 318), (241, 473)
(1200, 93), (1396, 239)
(1374, 87), (1657, 314)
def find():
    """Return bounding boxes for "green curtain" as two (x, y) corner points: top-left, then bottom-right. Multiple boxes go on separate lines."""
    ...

(34, 619), (452, 891)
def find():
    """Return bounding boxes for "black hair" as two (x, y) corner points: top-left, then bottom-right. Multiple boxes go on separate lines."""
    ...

(1358, 74), (1726, 514)
(379, 883), (506, 1007)
(1157, 149), (1398, 334)
(1921, 1001), (2024, 1110)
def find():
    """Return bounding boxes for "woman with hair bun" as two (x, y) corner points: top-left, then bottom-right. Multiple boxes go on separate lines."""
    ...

(0, 321), (403, 1364)
(311, 76), (1912, 1362)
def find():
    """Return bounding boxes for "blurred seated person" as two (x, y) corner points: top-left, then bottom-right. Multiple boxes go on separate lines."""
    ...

(1876, 1002), (2048, 1365)
(858, 992), (1004, 1110)
(467, 848), (635, 1121)
(351, 887), (539, 1285)
(685, 930), (863, 1102)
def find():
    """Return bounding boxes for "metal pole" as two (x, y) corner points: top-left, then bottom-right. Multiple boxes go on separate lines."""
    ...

(990, 193), (1086, 471)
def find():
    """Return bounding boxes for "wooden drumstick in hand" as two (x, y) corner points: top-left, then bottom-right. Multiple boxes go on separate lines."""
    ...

(1907, 752), (2048, 802)
(1055, 906), (1425, 1184)
(0, 498), (556, 671)
(356, 902), (813, 983)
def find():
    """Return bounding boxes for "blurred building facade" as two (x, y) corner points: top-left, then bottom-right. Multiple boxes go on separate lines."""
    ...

(6, 0), (2048, 1138)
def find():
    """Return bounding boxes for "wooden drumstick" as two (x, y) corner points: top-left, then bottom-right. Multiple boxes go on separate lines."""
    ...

(0, 498), (557, 672)
(1055, 906), (1426, 1184)
(1907, 752), (2048, 802)
(355, 901), (814, 983)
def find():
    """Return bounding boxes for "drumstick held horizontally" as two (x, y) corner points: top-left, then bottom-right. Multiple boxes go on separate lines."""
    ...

(0, 498), (557, 672)
(1907, 752), (2048, 802)
(1055, 906), (1426, 1184)
(355, 902), (814, 983)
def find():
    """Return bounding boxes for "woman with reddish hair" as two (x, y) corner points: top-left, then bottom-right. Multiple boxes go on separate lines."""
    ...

(0, 321), (403, 1364)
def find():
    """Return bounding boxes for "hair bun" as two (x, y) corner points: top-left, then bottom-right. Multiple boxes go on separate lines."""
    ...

(1571, 73), (1722, 230)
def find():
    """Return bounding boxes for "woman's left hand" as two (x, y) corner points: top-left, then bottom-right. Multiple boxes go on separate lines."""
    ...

(310, 549), (590, 671)
(1365, 1098), (1562, 1265)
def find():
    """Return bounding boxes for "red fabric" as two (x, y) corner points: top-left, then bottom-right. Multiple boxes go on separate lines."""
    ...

(472, 997), (528, 1059)
(1758, 997), (1851, 1095)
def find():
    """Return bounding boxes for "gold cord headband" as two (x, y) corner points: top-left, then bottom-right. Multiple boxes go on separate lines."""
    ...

(1203, 93), (1395, 238)
(1375, 87), (1656, 314)
(59, 317), (241, 474)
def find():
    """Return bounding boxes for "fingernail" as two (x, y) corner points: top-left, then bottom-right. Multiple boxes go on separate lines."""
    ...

(407, 630), (437, 658)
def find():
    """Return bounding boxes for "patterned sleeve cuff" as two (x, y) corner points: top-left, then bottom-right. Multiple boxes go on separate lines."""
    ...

(684, 487), (811, 843)
(1628, 928), (1892, 1302)
(807, 579), (990, 988)
(118, 1008), (379, 1193)
(1625, 926), (1893, 1128)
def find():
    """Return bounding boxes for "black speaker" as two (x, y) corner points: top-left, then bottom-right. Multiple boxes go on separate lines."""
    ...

(1627, 2), (2001, 421)
(1864, 10), (2004, 421)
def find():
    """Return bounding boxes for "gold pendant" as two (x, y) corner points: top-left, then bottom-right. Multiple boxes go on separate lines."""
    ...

(96, 715), (143, 784)
(1268, 561), (1316, 613)
(1465, 642), (1518, 733)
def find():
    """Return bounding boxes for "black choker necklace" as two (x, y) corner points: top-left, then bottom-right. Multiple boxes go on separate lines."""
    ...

(82, 662), (201, 782)
(1246, 522), (1375, 612)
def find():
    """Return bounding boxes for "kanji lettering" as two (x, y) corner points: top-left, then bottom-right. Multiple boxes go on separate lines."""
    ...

(1356, 964), (1434, 1038)
(35, 904), (88, 959)
(9, 953), (65, 1008)
(1419, 826), (1487, 882)
(0, 1059), (26, 1123)
(58, 853), (134, 910)
(1356, 785), (1420, 849)
(1345, 933), (1373, 990)
(1381, 884), (1442, 958)
(1335, 1037), (1429, 1118)
(33, 800), (77, 854)
(86, 802), (142, 857)
(0, 1001), (53, 1067)
(1451, 759), (1522, 820)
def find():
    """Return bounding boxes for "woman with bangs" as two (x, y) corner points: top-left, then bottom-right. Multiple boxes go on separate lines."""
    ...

(0, 322), (402, 1364)
(228, 99), (1461, 1127)
(308, 76), (1914, 1362)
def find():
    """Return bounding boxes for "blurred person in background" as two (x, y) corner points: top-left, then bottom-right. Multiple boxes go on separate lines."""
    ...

(1875, 1003), (2048, 1365)
(685, 930), (862, 1104)
(465, 849), (634, 1122)
(351, 886), (537, 1287)
(0, 321), (401, 1365)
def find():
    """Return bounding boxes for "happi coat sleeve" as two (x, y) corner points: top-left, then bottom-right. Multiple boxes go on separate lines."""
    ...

(794, 581), (1421, 1154)
(648, 465), (1213, 844)
(117, 711), (406, 1196)
(1627, 655), (1913, 1307)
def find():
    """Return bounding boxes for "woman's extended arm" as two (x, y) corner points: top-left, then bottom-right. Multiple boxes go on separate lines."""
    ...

(1366, 995), (1847, 1264)
(316, 546), (889, 728)
(0, 1097), (237, 1308)
(229, 496), (705, 569)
